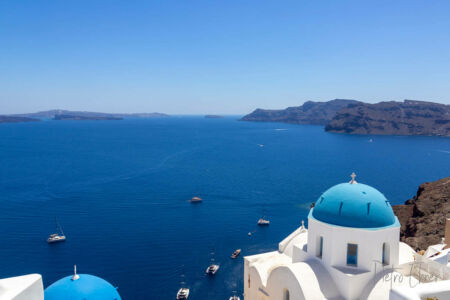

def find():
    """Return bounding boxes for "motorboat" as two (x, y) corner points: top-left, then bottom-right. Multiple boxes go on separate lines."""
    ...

(190, 196), (202, 203)
(231, 249), (241, 259)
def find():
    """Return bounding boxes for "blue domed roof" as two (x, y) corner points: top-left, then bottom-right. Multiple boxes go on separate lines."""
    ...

(45, 274), (121, 300)
(311, 182), (398, 229)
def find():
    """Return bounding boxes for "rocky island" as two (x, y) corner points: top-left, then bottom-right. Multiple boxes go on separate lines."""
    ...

(12, 110), (169, 119)
(0, 116), (40, 124)
(393, 177), (450, 250)
(241, 99), (360, 125)
(53, 114), (123, 121)
(325, 100), (450, 136)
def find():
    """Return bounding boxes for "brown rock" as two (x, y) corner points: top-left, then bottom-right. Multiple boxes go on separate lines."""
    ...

(392, 177), (450, 250)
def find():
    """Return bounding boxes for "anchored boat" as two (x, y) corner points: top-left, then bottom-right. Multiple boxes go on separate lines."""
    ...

(206, 248), (219, 275)
(257, 210), (270, 225)
(190, 196), (202, 203)
(176, 267), (189, 299)
(231, 249), (241, 259)
(47, 218), (66, 244)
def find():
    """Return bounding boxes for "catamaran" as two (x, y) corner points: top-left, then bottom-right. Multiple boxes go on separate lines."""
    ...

(176, 268), (189, 300)
(206, 248), (219, 275)
(47, 218), (66, 243)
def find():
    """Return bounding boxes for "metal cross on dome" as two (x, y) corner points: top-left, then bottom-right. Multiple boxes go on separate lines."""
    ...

(349, 172), (357, 184)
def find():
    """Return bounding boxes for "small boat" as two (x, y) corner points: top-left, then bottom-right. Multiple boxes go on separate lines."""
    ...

(257, 210), (270, 226)
(190, 196), (202, 203)
(229, 291), (240, 300)
(47, 218), (66, 244)
(206, 264), (219, 275)
(206, 248), (219, 275)
(231, 249), (241, 259)
(258, 144), (264, 147)
(257, 218), (270, 225)
(177, 267), (189, 299)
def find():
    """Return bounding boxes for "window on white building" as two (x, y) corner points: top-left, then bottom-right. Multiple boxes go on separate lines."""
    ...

(316, 236), (323, 258)
(347, 243), (358, 266)
(382, 242), (390, 265)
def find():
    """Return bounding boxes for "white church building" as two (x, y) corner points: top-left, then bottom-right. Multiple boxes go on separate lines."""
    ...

(244, 174), (450, 300)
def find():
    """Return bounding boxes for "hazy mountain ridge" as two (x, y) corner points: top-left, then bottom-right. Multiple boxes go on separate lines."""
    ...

(325, 100), (450, 136)
(12, 110), (169, 119)
(241, 99), (361, 125)
(0, 116), (40, 123)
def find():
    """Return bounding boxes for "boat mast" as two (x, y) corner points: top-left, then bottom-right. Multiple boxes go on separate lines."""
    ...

(55, 217), (64, 236)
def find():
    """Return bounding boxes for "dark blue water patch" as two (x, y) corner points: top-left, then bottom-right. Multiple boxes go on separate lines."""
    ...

(0, 117), (448, 299)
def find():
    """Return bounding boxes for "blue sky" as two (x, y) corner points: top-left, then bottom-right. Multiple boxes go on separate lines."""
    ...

(1, 0), (450, 114)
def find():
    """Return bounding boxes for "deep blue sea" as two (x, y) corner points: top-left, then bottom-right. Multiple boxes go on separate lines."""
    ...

(0, 117), (449, 299)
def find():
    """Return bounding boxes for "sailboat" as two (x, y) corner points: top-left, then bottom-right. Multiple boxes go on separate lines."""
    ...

(205, 248), (219, 275)
(257, 209), (270, 226)
(47, 217), (66, 243)
(176, 268), (189, 300)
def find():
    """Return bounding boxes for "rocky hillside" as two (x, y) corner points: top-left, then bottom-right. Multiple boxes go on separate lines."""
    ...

(241, 99), (360, 125)
(392, 177), (450, 250)
(325, 100), (450, 136)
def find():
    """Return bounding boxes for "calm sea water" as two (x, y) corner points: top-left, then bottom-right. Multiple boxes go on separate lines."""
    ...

(0, 117), (449, 299)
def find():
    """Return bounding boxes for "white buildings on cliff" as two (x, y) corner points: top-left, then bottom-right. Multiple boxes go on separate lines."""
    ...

(244, 174), (450, 300)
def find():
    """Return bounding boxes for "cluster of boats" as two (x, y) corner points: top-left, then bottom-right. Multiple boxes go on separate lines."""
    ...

(48, 198), (270, 299)
(176, 247), (242, 299)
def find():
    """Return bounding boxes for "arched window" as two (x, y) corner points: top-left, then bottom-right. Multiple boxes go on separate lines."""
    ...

(382, 242), (390, 265)
(283, 288), (290, 300)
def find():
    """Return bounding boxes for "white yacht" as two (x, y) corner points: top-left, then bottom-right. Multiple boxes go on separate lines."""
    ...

(47, 218), (66, 244)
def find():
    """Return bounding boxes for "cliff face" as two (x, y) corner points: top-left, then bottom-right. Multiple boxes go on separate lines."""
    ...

(325, 100), (450, 136)
(392, 177), (450, 250)
(241, 99), (360, 125)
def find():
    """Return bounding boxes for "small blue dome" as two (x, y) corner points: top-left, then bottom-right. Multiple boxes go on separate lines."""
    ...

(45, 274), (121, 300)
(311, 182), (397, 228)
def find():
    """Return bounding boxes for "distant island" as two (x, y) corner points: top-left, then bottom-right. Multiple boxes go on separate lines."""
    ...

(53, 114), (122, 121)
(393, 177), (450, 250)
(241, 99), (360, 125)
(0, 116), (40, 124)
(204, 115), (224, 118)
(325, 100), (450, 136)
(0, 110), (169, 123)
(242, 99), (450, 136)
